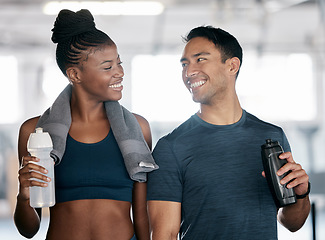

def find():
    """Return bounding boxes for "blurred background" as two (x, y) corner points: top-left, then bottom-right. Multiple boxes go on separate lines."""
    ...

(0, 0), (324, 239)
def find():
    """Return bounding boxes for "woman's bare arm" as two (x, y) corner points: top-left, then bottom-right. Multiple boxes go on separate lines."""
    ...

(14, 117), (46, 238)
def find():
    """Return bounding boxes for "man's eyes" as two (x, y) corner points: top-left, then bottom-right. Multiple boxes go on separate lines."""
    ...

(181, 58), (207, 67)
(197, 58), (206, 62)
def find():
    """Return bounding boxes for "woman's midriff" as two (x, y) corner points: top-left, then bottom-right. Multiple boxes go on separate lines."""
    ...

(46, 199), (134, 240)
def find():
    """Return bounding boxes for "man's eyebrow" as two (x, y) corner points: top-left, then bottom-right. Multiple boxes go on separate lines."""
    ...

(180, 57), (187, 62)
(193, 52), (211, 57)
(180, 52), (211, 62)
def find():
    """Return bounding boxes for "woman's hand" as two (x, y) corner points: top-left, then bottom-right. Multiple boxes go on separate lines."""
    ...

(18, 156), (50, 201)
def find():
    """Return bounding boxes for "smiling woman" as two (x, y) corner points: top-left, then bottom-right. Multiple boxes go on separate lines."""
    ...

(13, 9), (153, 240)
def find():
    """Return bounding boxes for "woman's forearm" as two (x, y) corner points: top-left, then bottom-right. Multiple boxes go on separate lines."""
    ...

(14, 194), (41, 238)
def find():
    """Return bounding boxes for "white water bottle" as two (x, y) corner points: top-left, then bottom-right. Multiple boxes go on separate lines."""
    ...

(27, 127), (55, 208)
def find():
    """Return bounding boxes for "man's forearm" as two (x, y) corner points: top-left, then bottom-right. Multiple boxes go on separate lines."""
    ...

(277, 196), (311, 232)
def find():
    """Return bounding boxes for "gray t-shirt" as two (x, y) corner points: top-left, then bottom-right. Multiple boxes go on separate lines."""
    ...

(147, 110), (290, 240)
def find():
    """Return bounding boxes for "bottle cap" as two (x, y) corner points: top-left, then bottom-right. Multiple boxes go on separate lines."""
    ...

(262, 139), (279, 149)
(27, 127), (53, 149)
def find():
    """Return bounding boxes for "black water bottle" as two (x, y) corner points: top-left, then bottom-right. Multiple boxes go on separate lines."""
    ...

(261, 139), (297, 207)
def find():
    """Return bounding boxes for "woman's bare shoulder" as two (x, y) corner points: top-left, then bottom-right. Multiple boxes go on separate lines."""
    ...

(18, 116), (40, 161)
(20, 116), (40, 134)
(132, 113), (152, 149)
(19, 116), (41, 144)
(133, 113), (149, 126)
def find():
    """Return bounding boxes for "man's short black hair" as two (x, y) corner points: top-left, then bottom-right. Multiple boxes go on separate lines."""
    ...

(183, 26), (243, 69)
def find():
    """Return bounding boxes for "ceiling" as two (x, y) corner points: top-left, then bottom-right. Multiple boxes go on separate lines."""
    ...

(0, 0), (324, 57)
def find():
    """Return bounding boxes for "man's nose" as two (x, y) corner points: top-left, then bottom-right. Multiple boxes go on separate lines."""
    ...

(185, 65), (198, 78)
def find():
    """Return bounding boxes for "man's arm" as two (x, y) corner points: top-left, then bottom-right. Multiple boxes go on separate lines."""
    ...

(148, 200), (181, 240)
(276, 152), (311, 232)
(278, 196), (310, 232)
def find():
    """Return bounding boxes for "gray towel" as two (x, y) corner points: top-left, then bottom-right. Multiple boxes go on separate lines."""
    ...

(36, 84), (158, 182)
(36, 85), (72, 163)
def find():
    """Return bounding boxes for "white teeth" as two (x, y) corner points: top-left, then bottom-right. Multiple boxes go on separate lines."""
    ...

(109, 83), (122, 88)
(190, 81), (205, 89)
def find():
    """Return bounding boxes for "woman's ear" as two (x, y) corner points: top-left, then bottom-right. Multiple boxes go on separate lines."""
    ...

(66, 67), (82, 84)
(228, 57), (240, 76)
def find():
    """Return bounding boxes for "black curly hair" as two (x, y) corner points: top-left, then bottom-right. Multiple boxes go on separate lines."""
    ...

(51, 9), (114, 76)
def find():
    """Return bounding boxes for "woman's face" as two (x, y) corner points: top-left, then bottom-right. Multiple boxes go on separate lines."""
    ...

(76, 43), (124, 102)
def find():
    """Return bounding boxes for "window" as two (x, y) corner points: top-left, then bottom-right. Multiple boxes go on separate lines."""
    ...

(237, 52), (315, 122)
(132, 53), (316, 124)
(0, 56), (18, 123)
(42, 57), (68, 106)
(132, 55), (198, 123)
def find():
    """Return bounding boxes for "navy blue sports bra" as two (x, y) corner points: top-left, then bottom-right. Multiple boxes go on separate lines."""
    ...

(54, 129), (134, 203)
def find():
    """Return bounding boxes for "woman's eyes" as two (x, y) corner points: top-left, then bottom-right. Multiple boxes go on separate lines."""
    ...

(103, 62), (123, 70)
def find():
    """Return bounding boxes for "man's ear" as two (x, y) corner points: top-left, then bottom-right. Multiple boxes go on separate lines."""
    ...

(228, 57), (240, 76)
(66, 67), (82, 84)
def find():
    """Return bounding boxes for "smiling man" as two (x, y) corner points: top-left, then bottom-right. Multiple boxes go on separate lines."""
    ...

(147, 26), (311, 240)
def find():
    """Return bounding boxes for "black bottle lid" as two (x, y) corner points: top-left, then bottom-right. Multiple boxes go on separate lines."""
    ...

(262, 139), (279, 149)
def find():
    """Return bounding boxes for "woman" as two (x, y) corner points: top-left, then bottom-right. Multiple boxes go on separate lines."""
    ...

(14, 9), (152, 240)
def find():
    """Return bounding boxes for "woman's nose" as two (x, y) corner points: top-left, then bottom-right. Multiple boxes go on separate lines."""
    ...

(115, 65), (124, 77)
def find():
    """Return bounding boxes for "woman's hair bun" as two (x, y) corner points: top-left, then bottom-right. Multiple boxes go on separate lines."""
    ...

(51, 9), (96, 44)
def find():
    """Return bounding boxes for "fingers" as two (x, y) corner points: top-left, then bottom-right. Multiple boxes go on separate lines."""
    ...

(278, 152), (294, 163)
(279, 166), (307, 188)
(20, 156), (38, 169)
(277, 162), (301, 178)
(18, 156), (50, 188)
(20, 156), (47, 173)
(276, 152), (309, 195)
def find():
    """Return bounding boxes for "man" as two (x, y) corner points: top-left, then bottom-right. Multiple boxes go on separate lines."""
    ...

(147, 26), (311, 239)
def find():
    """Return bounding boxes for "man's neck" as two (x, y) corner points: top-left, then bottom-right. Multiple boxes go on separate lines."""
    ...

(197, 97), (242, 125)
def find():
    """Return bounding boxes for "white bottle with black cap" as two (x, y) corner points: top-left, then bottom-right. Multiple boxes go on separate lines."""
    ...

(27, 127), (55, 208)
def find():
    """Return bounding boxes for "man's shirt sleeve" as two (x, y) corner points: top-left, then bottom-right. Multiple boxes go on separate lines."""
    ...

(147, 137), (183, 202)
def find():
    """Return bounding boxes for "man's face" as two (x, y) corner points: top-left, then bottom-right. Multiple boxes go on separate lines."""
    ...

(180, 37), (230, 105)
